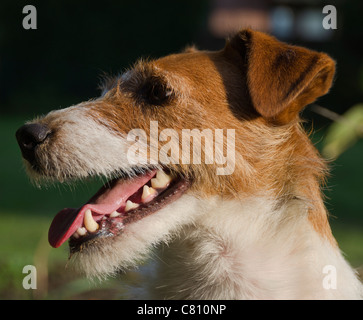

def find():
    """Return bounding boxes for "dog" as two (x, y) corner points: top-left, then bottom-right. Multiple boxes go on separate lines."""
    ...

(16, 29), (363, 299)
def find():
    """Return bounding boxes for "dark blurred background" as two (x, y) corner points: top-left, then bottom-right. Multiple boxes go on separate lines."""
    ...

(1, 0), (362, 118)
(0, 0), (362, 299)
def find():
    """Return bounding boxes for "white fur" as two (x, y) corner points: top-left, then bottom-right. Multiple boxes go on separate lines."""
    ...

(150, 196), (363, 299)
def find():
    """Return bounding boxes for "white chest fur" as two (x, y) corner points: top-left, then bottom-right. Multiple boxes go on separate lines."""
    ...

(152, 197), (363, 299)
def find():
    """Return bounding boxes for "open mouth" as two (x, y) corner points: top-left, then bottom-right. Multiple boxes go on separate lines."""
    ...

(48, 168), (191, 251)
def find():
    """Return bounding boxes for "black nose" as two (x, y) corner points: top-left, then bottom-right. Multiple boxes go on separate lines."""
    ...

(16, 123), (51, 163)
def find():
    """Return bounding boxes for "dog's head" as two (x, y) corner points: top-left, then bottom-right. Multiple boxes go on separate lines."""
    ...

(16, 29), (335, 277)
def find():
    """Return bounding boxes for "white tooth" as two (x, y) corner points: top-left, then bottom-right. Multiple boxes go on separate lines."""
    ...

(141, 185), (157, 201)
(72, 232), (80, 239)
(110, 211), (120, 218)
(151, 170), (172, 189)
(84, 209), (99, 233)
(125, 200), (139, 212)
(76, 227), (87, 236)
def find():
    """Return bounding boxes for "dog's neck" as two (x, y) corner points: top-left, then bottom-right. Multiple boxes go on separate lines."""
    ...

(151, 196), (362, 299)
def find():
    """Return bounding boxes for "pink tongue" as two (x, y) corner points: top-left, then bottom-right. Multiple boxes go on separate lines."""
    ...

(48, 170), (156, 248)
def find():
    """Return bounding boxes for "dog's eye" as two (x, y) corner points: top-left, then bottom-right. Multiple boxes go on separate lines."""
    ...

(139, 81), (173, 106)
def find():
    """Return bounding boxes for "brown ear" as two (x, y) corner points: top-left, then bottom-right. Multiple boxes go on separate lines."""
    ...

(225, 29), (336, 122)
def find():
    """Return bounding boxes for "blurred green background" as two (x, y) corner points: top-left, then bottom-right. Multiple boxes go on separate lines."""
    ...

(0, 0), (362, 299)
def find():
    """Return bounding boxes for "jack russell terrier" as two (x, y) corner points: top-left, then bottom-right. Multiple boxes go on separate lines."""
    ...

(16, 29), (363, 299)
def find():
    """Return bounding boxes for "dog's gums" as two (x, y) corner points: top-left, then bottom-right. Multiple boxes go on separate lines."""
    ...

(48, 169), (190, 250)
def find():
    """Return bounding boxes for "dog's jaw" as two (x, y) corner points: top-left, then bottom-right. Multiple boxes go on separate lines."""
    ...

(69, 193), (203, 279)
